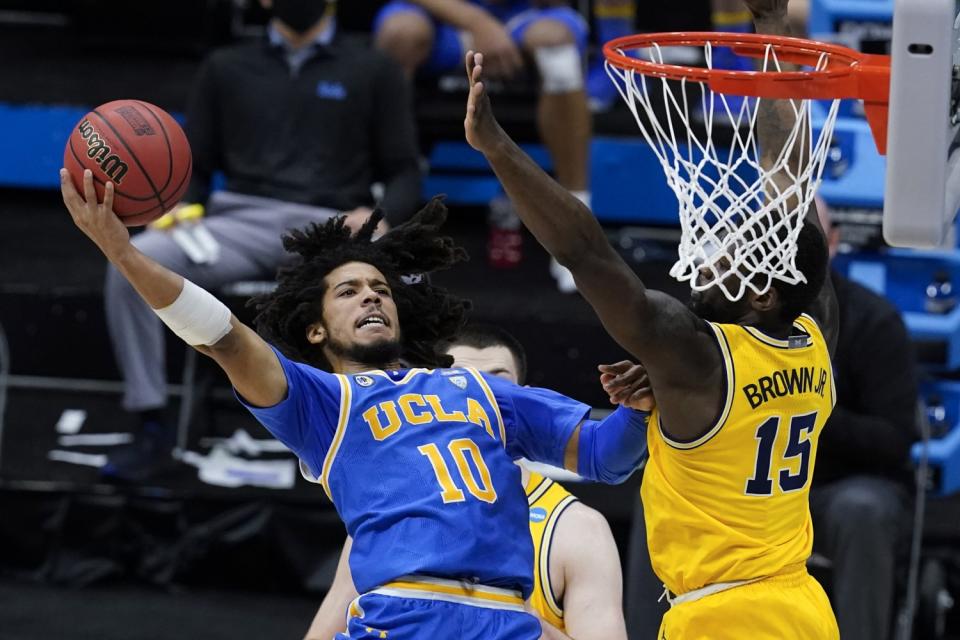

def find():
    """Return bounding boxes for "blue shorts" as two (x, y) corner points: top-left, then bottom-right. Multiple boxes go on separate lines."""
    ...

(336, 580), (541, 640)
(373, 0), (589, 74)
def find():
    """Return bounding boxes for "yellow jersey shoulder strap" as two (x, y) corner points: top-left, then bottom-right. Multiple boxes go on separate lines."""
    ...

(525, 470), (550, 503)
(795, 313), (824, 345)
(525, 471), (578, 629)
(795, 313), (836, 407)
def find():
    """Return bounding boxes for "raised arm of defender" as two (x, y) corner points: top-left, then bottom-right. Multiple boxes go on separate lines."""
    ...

(747, 0), (840, 353)
(60, 168), (287, 408)
(462, 54), (719, 377)
(463, 53), (725, 438)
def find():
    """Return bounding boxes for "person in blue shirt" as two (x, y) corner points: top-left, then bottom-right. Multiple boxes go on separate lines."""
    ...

(60, 170), (650, 640)
(374, 0), (590, 207)
(375, 0), (592, 292)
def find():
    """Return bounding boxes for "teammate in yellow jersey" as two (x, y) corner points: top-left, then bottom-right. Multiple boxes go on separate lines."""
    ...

(305, 325), (628, 640)
(464, 0), (840, 636)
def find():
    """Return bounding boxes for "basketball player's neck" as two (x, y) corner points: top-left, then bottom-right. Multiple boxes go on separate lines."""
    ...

(271, 15), (333, 50)
(323, 349), (407, 375)
(745, 314), (793, 339)
(735, 295), (791, 337)
(331, 355), (404, 375)
(322, 334), (404, 375)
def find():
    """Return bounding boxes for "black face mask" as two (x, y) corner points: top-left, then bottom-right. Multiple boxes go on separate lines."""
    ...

(271, 0), (330, 34)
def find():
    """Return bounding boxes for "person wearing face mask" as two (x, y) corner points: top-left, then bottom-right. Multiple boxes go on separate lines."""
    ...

(99, 0), (422, 482)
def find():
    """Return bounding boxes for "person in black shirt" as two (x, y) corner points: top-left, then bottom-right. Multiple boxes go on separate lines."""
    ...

(809, 198), (917, 640)
(101, 0), (421, 481)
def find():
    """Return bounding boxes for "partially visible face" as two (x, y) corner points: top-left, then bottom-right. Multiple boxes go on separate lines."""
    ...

(312, 262), (401, 365)
(687, 258), (754, 324)
(446, 344), (520, 384)
(260, 0), (331, 33)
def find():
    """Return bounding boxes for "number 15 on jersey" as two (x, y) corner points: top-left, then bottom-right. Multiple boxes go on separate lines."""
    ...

(745, 411), (817, 496)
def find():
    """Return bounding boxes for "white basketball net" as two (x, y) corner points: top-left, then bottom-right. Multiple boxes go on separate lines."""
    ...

(606, 42), (842, 301)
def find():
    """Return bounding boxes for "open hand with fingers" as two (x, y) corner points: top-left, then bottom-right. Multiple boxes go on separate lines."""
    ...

(59, 168), (131, 261)
(464, 51), (510, 155)
(599, 360), (655, 411)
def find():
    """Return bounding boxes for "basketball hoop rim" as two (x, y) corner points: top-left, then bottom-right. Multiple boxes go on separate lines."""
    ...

(602, 32), (889, 100)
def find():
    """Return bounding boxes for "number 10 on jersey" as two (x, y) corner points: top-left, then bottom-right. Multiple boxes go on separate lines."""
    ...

(419, 439), (499, 504)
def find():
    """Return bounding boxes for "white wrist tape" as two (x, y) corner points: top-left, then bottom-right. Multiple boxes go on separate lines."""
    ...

(154, 279), (233, 346)
(533, 44), (583, 94)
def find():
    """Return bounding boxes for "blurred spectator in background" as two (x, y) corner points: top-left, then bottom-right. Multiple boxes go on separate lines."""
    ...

(788, 0), (810, 33)
(810, 197), (917, 640)
(587, 0), (756, 112)
(707, 0), (755, 67)
(102, 0), (422, 481)
(585, 0), (635, 112)
(374, 0), (591, 291)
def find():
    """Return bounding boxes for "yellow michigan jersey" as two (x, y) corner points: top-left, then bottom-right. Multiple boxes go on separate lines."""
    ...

(524, 471), (578, 632)
(642, 313), (839, 638)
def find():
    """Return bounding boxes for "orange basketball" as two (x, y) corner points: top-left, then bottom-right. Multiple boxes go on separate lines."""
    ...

(64, 99), (192, 227)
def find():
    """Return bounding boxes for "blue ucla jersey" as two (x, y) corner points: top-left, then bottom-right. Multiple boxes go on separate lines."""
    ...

(241, 347), (590, 597)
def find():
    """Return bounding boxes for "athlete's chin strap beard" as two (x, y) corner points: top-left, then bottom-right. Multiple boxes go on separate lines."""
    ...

(688, 295), (735, 324)
(326, 336), (403, 370)
(687, 286), (755, 325)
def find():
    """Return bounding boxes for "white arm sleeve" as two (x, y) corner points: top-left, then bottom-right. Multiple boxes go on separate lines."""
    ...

(153, 279), (233, 346)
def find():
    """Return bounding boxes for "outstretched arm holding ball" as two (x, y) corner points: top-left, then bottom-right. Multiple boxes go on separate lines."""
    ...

(60, 168), (287, 409)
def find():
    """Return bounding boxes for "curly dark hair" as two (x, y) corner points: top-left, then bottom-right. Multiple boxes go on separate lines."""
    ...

(771, 220), (828, 323)
(252, 197), (471, 371)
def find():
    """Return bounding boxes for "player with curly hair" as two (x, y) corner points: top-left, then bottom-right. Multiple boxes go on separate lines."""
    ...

(60, 171), (651, 640)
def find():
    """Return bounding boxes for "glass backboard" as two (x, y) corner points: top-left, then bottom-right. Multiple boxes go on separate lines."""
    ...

(883, 0), (960, 247)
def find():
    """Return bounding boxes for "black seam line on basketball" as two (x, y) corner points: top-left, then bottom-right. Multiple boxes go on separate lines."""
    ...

(123, 211), (166, 226)
(107, 200), (164, 217)
(70, 139), (165, 201)
(91, 108), (167, 211)
(161, 152), (191, 204)
(118, 155), (192, 217)
(133, 100), (174, 193)
(68, 140), (155, 201)
(116, 203), (165, 217)
(70, 142), (166, 216)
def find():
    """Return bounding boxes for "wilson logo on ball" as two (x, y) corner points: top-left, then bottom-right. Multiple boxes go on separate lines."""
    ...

(77, 119), (129, 185)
